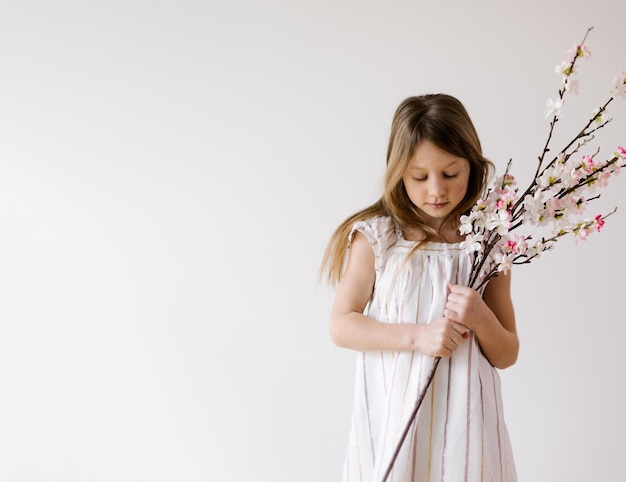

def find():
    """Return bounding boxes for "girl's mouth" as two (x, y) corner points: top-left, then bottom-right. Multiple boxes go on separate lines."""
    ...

(429, 202), (448, 209)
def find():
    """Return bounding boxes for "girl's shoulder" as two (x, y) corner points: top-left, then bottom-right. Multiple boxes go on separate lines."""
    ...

(349, 215), (398, 252)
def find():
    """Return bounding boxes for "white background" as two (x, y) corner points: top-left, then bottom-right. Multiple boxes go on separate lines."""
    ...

(1, 1), (625, 481)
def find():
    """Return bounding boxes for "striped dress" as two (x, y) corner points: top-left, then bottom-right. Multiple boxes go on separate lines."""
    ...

(342, 216), (517, 482)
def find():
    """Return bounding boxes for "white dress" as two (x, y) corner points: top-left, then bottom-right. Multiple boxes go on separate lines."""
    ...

(342, 216), (517, 482)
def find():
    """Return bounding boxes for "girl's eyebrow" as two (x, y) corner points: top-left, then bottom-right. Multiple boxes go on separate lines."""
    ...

(407, 160), (463, 170)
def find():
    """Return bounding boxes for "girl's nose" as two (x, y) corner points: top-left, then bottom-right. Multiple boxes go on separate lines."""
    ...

(428, 177), (446, 197)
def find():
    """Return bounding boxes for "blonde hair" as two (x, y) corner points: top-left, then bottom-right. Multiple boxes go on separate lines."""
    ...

(320, 94), (494, 286)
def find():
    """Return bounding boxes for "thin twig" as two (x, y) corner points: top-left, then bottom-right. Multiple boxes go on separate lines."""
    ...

(380, 357), (441, 482)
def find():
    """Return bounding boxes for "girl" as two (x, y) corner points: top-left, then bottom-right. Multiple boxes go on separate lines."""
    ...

(321, 94), (518, 481)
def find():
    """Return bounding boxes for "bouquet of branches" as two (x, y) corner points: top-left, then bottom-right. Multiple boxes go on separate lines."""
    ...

(382, 26), (626, 481)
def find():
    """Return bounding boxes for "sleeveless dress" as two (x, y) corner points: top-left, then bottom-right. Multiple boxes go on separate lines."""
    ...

(342, 216), (517, 482)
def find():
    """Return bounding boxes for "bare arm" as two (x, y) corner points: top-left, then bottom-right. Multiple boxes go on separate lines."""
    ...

(445, 273), (519, 369)
(330, 231), (467, 356)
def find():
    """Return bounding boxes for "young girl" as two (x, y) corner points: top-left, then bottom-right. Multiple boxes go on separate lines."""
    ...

(321, 94), (518, 481)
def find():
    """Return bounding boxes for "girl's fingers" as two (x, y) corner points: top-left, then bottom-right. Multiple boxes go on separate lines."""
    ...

(452, 320), (468, 334)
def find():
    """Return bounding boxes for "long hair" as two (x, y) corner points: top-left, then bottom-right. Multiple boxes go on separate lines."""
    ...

(320, 94), (494, 286)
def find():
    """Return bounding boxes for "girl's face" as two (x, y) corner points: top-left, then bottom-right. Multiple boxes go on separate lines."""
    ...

(402, 140), (471, 230)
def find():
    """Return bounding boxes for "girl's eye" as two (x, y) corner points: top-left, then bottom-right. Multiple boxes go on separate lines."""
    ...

(444, 173), (458, 179)
(414, 177), (427, 182)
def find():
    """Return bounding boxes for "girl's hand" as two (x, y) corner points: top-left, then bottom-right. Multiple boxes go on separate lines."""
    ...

(416, 317), (468, 358)
(443, 277), (519, 369)
(444, 284), (490, 333)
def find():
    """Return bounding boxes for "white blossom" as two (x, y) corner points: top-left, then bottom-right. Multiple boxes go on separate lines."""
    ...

(460, 233), (484, 253)
(610, 70), (626, 100)
(459, 214), (474, 235)
(544, 98), (563, 118)
(493, 252), (514, 274)
(565, 78), (580, 95)
(592, 108), (607, 124)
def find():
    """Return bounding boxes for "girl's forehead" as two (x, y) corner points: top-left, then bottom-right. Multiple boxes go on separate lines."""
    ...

(411, 139), (465, 158)
(407, 146), (469, 170)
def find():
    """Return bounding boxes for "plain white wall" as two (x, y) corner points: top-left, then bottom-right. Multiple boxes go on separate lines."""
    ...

(1, 1), (625, 481)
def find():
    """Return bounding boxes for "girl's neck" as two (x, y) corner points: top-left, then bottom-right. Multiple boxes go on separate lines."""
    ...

(401, 219), (464, 244)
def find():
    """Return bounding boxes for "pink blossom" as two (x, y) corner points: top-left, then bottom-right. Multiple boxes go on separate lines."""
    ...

(504, 239), (517, 253)
(515, 235), (529, 254)
(495, 192), (516, 211)
(610, 163), (622, 176)
(496, 186), (517, 202)
(594, 214), (605, 232)
(566, 43), (591, 61)
(617, 146), (626, 159)
(503, 174), (516, 187)
(577, 43), (591, 59)
(501, 235), (527, 255)
(596, 170), (611, 187)
(580, 155), (594, 174)
(546, 197), (564, 217)
(574, 224), (592, 244)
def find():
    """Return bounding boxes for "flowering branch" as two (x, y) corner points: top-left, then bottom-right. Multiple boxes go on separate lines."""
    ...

(382, 27), (626, 481)
(460, 27), (626, 289)
(537, 27), (594, 173)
